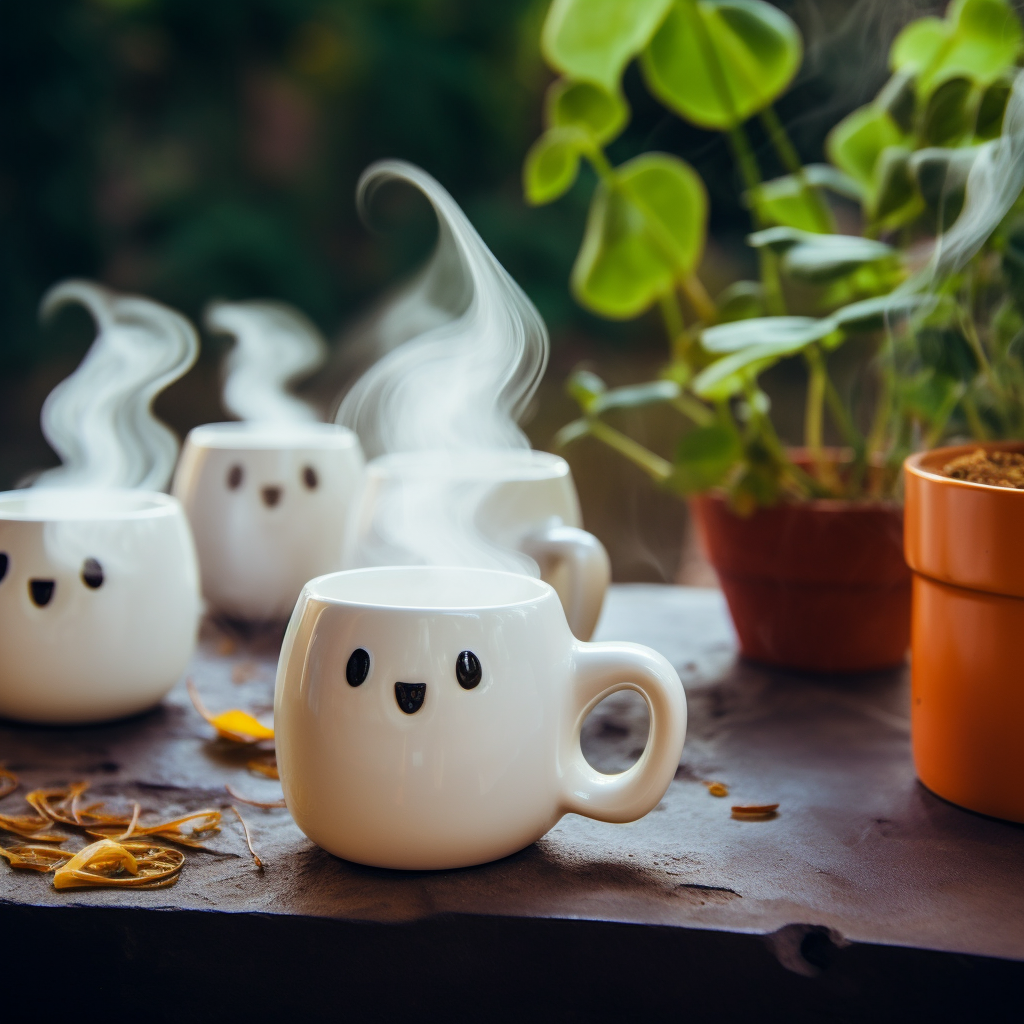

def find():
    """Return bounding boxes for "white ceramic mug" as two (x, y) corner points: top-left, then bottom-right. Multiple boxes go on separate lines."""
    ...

(172, 422), (365, 621)
(343, 450), (611, 640)
(275, 565), (686, 870)
(0, 489), (200, 724)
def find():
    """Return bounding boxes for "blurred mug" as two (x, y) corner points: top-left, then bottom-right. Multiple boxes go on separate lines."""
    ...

(343, 449), (611, 639)
(275, 566), (686, 870)
(0, 488), (200, 724)
(172, 422), (365, 621)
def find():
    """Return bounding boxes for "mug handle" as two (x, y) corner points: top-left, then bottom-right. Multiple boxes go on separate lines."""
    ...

(560, 642), (686, 823)
(520, 524), (611, 640)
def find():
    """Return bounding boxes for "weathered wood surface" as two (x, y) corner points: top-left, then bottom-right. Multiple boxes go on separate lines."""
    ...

(2, 585), (1022, 1019)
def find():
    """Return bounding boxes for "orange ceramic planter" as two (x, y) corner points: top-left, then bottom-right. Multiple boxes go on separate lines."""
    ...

(690, 492), (910, 673)
(905, 442), (1024, 823)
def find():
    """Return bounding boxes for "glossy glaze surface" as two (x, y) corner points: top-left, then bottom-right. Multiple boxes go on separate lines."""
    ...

(172, 422), (365, 620)
(0, 489), (200, 723)
(274, 566), (686, 869)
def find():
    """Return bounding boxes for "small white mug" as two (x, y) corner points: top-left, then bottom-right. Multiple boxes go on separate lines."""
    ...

(172, 422), (365, 621)
(275, 565), (686, 870)
(344, 450), (611, 639)
(0, 489), (200, 724)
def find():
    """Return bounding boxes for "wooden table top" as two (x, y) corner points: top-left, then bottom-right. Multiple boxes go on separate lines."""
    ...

(3, 585), (1022, 1021)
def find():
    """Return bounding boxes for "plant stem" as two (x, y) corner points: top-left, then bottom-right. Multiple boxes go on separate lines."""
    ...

(803, 345), (841, 492)
(680, 273), (718, 324)
(727, 125), (763, 197)
(922, 383), (966, 449)
(673, 394), (715, 426)
(658, 289), (685, 348)
(586, 418), (673, 483)
(758, 106), (834, 233)
(962, 392), (989, 440)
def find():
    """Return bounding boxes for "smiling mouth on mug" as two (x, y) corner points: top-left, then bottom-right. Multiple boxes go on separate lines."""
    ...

(394, 682), (426, 714)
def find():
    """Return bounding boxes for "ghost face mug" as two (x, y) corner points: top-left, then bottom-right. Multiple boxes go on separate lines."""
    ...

(344, 450), (611, 639)
(275, 566), (686, 870)
(172, 422), (365, 621)
(0, 489), (201, 724)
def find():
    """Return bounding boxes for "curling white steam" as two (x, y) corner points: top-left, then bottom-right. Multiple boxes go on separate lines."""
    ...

(932, 70), (1024, 278)
(33, 281), (199, 492)
(337, 161), (549, 572)
(206, 300), (327, 423)
(338, 161), (547, 457)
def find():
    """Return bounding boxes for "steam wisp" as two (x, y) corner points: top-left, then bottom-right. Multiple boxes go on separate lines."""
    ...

(206, 300), (327, 423)
(337, 161), (550, 573)
(337, 160), (548, 458)
(932, 70), (1024, 278)
(34, 280), (199, 492)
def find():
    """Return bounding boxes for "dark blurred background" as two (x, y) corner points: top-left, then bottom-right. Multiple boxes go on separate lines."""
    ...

(0, 0), (939, 580)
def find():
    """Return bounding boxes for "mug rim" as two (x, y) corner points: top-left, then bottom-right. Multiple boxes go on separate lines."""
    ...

(185, 421), (359, 452)
(303, 565), (554, 612)
(0, 488), (182, 523)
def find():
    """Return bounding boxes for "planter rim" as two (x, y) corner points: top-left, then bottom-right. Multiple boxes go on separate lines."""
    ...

(905, 441), (1024, 495)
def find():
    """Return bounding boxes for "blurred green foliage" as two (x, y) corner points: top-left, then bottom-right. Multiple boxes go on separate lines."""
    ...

(0, 0), (585, 368)
(0, 0), (906, 379)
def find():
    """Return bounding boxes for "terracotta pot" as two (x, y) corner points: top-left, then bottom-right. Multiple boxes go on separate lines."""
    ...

(690, 488), (910, 673)
(904, 442), (1024, 823)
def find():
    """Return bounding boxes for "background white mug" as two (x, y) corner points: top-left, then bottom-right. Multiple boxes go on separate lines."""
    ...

(275, 565), (686, 870)
(343, 450), (611, 639)
(0, 489), (200, 724)
(172, 421), (365, 621)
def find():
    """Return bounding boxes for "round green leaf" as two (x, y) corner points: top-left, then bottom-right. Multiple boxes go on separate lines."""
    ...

(870, 145), (919, 225)
(893, 0), (1024, 99)
(541, 0), (673, 92)
(640, 0), (802, 130)
(890, 16), (951, 75)
(781, 235), (895, 283)
(701, 315), (829, 353)
(571, 153), (707, 318)
(523, 129), (582, 206)
(923, 77), (975, 145)
(826, 105), (904, 191)
(546, 79), (630, 145)
(666, 423), (742, 494)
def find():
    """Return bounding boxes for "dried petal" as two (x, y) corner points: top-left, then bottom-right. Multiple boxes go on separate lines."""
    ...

(187, 678), (274, 743)
(246, 758), (279, 780)
(0, 843), (73, 872)
(53, 839), (184, 890)
(731, 803), (779, 820)
(703, 781), (729, 798)
(0, 812), (67, 842)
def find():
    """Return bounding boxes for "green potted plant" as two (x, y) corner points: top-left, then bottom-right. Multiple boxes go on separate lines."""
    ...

(523, 0), (1024, 672)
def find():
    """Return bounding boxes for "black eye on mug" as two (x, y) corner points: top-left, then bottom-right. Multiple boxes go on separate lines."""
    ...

(346, 648), (370, 686)
(302, 465), (318, 490)
(227, 464), (244, 489)
(456, 650), (481, 690)
(81, 557), (104, 589)
(0, 552), (8, 583)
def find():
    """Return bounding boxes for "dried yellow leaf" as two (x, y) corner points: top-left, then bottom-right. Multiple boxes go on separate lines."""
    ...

(731, 803), (779, 821)
(53, 839), (184, 891)
(0, 843), (73, 872)
(703, 781), (729, 798)
(187, 678), (274, 743)
(87, 808), (221, 849)
(247, 757), (279, 780)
